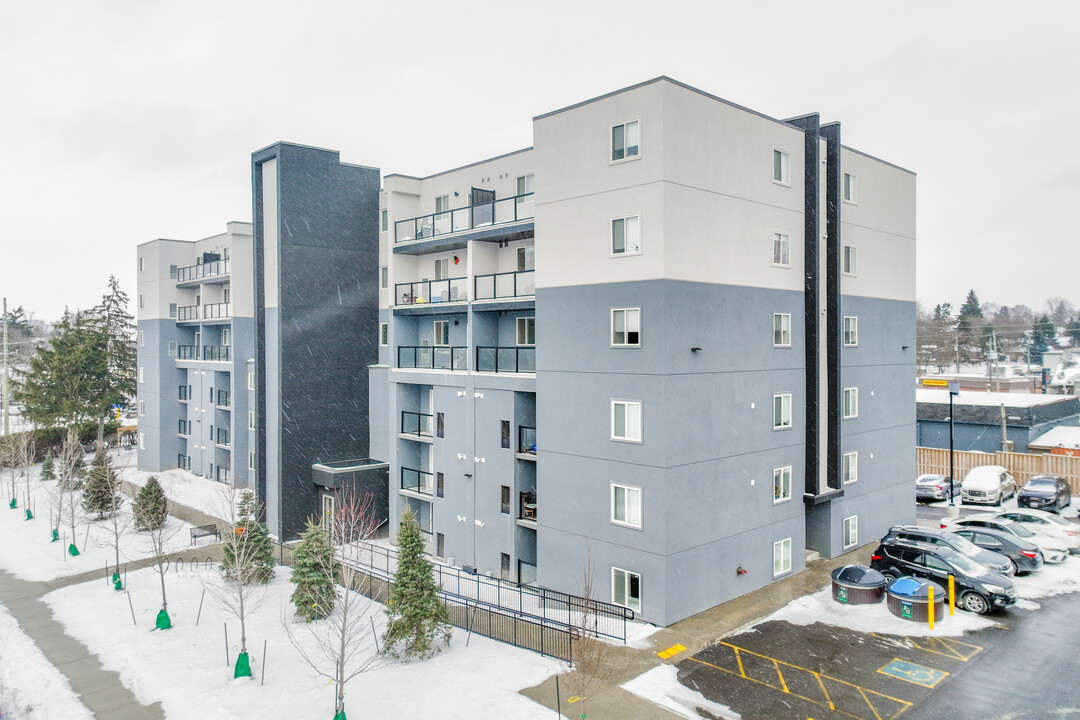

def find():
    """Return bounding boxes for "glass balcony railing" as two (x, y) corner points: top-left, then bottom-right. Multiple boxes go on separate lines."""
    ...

(178, 345), (199, 360)
(177, 305), (199, 321)
(518, 426), (536, 455)
(203, 346), (231, 362)
(474, 270), (535, 301)
(216, 428), (231, 447)
(401, 467), (434, 496)
(476, 346), (535, 373)
(177, 259), (230, 283)
(394, 193), (534, 243)
(216, 390), (231, 409)
(177, 419), (191, 436)
(395, 277), (468, 305)
(401, 411), (434, 438)
(398, 346), (467, 371)
(203, 302), (230, 320)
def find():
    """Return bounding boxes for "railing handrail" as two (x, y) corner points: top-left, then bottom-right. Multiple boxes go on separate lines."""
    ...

(397, 345), (468, 371)
(476, 346), (536, 374)
(394, 192), (534, 243)
(176, 258), (230, 283)
(401, 410), (434, 437)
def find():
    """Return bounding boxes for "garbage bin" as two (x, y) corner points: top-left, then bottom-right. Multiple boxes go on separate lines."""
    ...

(830, 565), (887, 605)
(885, 577), (946, 623)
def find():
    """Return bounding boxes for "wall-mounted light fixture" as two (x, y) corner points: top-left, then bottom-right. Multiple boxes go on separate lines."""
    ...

(691, 347), (703, 353)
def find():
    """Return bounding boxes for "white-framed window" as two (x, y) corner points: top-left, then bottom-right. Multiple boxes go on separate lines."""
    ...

(843, 245), (857, 275)
(611, 400), (642, 442)
(773, 313), (791, 347)
(773, 393), (792, 430)
(612, 566), (641, 612)
(773, 232), (790, 266)
(433, 320), (449, 346)
(139, 294), (144, 309)
(434, 258), (449, 281)
(139, 400), (146, 416)
(843, 387), (858, 419)
(248, 451), (256, 470)
(843, 173), (857, 204)
(773, 538), (792, 576)
(138, 331), (145, 346)
(611, 308), (641, 347)
(138, 257), (144, 272)
(381, 209), (388, 232)
(434, 195), (450, 214)
(168, 341), (177, 357)
(247, 371), (255, 390)
(773, 466), (792, 503)
(380, 266), (388, 289)
(221, 328), (231, 347)
(611, 484), (642, 528)
(139, 433), (145, 450)
(773, 149), (790, 185)
(843, 451), (858, 484)
(517, 173), (534, 199)
(611, 120), (639, 162)
(516, 316), (535, 346)
(843, 316), (858, 346)
(380, 323), (388, 346)
(248, 411), (255, 430)
(843, 515), (859, 549)
(517, 246), (535, 272)
(612, 216), (641, 255)
(168, 303), (177, 319)
(138, 367), (145, 383)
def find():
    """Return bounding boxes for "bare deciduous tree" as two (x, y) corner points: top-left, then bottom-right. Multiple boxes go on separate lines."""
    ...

(0, 435), (17, 506)
(56, 429), (85, 553)
(137, 479), (182, 626)
(17, 431), (36, 510)
(564, 545), (617, 720)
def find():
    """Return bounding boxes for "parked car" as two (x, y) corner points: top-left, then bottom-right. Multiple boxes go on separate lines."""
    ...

(987, 508), (1080, 553)
(1016, 475), (1072, 513)
(916, 474), (954, 503)
(942, 515), (1069, 563)
(951, 526), (1043, 575)
(881, 525), (1013, 576)
(960, 465), (1016, 506)
(869, 538), (1016, 614)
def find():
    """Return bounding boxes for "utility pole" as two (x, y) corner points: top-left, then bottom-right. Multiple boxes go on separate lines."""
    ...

(2, 296), (9, 436)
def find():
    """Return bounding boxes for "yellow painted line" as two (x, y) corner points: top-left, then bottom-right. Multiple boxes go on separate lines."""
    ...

(735, 646), (746, 678)
(816, 673), (836, 711)
(657, 643), (687, 660)
(857, 686), (885, 720)
(871, 634), (984, 662)
(774, 658), (790, 694)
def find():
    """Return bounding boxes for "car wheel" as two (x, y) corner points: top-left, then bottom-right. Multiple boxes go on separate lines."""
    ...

(1008, 559), (1019, 575)
(882, 571), (898, 583)
(961, 592), (990, 615)
(994, 492), (1002, 507)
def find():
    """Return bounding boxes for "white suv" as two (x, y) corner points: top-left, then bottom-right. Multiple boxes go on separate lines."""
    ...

(961, 465), (1016, 506)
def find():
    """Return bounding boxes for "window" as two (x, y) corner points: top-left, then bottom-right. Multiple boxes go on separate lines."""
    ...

(611, 484), (642, 528)
(773, 466), (792, 503)
(612, 567), (641, 612)
(436, 532), (445, 558)
(221, 328), (231, 347)
(501, 553), (511, 581)
(139, 433), (145, 450)
(612, 216), (641, 255)
(223, 288), (230, 303)
(380, 266), (388, 289)
(611, 308), (640, 346)
(138, 367), (145, 383)
(843, 245), (856, 275)
(433, 321), (449, 346)
(139, 294), (144, 309)
(435, 195), (450, 214)
(380, 323), (388, 346)
(139, 400), (146, 416)
(436, 412), (444, 438)
(773, 150), (790, 185)
(436, 472), (444, 498)
(168, 303), (177, 319)
(168, 341), (177, 357)
(773, 313), (791, 347)
(843, 451), (858, 484)
(517, 173), (534, 198)
(248, 411), (255, 430)
(169, 264), (178, 279)
(223, 247), (229, 260)
(248, 451), (256, 470)
(843, 515), (858, 549)
(516, 317), (535, 346)
(843, 316), (858, 346)
(611, 120), (639, 161)
(843, 387), (858, 419)
(138, 331), (145, 347)
(773, 393), (792, 429)
(501, 420), (511, 449)
(501, 486), (511, 514)
(611, 400), (642, 442)
(843, 173), (857, 203)
(139, 257), (144, 272)
(773, 538), (792, 576)
(381, 209), (388, 232)
(434, 258), (449, 281)
(517, 245), (535, 272)
(773, 232), (790, 266)
(247, 371), (255, 390)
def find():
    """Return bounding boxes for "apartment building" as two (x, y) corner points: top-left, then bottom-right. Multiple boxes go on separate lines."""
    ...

(135, 221), (255, 487)
(371, 77), (917, 626)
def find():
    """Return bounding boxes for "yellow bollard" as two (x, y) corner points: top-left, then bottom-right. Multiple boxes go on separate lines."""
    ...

(928, 586), (935, 630)
(949, 575), (955, 616)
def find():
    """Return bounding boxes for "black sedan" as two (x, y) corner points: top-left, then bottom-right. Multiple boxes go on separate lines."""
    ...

(1017, 475), (1072, 513)
(916, 473), (955, 503)
(951, 526), (1043, 575)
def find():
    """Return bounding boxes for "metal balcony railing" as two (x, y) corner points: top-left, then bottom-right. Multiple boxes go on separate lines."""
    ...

(177, 345), (200, 360)
(476, 346), (535, 373)
(203, 346), (231, 362)
(203, 302), (230, 320)
(398, 346), (467, 371)
(474, 269), (535, 301)
(518, 426), (536, 455)
(178, 385), (190, 401)
(400, 467), (434, 496)
(395, 277), (468, 305)
(216, 390), (230, 409)
(177, 420), (191, 436)
(177, 258), (230, 283)
(177, 305), (199, 321)
(216, 428), (231, 447)
(394, 192), (534, 243)
(401, 411), (433, 438)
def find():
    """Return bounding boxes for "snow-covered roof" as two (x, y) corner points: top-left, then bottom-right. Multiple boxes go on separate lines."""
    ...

(1028, 425), (1080, 450)
(915, 389), (1074, 408)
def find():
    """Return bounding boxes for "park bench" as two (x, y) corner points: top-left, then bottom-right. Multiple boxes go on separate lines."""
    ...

(190, 524), (221, 546)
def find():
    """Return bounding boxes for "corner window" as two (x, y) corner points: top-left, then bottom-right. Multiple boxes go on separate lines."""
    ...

(436, 472), (444, 498)
(843, 387), (858, 419)
(843, 173), (857, 204)
(612, 216), (641, 255)
(138, 367), (145, 383)
(843, 451), (858, 484)
(773, 466), (792, 503)
(611, 308), (641, 347)
(248, 411), (255, 430)
(516, 173), (534, 199)
(247, 371), (255, 390)
(772, 232), (790, 266)
(843, 515), (859, 549)
(381, 209), (388, 232)
(611, 400), (642, 442)
(436, 412), (444, 439)
(433, 320), (449, 346)
(611, 120), (639, 162)
(380, 266), (388, 289)
(380, 323), (389, 346)
(773, 150), (790, 185)
(773, 538), (792, 576)
(139, 400), (146, 416)
(139, 331), (146, 347)
(773, 313), (791, 347)
(501, 485), (511, 514)
(843, 245), (857, 275)
(501, 420), (511, 449)
(611, 484), (642, 528)
(843, 316), (858, 346)
(139, 294), (144, 309)
(517, 246), (535, 272)
(516, 317), (535, 346)
(139, 257), (144, 272)
(773, 393), (792, 430)
(612, 567), (641, 612)
(248, 451), (256, 470)
(139, 433), (145, 450)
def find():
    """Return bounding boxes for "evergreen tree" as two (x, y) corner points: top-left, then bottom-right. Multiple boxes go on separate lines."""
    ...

(86, 276), (136, 444)
(383, 506), (451, 661)
(222, 490), (275, 584)
(40, 453), (56, 482)
(290, 520), (339, 622)
(133, 476), (168, 531)
(1031, 315), (1056, 364)
(83, 444), (121, 519)
(958, 290), (983, 320)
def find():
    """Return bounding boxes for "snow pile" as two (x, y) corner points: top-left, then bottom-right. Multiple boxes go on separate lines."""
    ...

(113, 453), (234, 521)
(1011, 556), (1080, 609)
(0, 603), (93, 720)
(622, 665), (740, 720)
(43, 565), (565, 720)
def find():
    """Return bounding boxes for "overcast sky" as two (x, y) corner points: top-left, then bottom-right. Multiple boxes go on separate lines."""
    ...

(2, 0), (1077, 322)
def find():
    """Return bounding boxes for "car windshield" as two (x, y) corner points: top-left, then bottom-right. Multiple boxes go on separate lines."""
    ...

(1025, 479), (1056, 489)
(1043, 514), (1072, 527)
(948, 534), (984, 557)
(948, 553), (988, 577)
(1002, 522), (1035, 538)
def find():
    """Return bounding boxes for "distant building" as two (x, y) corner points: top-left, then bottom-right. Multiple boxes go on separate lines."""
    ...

(916, 389), (1080, 453)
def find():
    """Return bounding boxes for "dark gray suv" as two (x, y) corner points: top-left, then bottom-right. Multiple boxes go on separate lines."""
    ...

(882, 525), (1014, 576)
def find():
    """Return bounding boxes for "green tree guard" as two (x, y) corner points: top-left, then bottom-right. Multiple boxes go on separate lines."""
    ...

(234, 651), (252, 678)
(25, 508), (33, 521)
(156, 609), (172, 630)
(68, 543), (80, 557)
(113, 572), (122, 591)
(333, 711), (347, 720)
(9, 498), (16, 509)
(51, 528), (59, 542)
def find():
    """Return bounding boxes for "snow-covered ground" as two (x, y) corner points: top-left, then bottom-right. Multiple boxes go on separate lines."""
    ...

(622, 665), (740, 719)
(112, 451), (234, 521)
(42, 565), (566, 720)
(0, 602), (94, 720)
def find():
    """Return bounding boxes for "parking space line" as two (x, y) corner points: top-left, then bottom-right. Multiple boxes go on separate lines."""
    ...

(816, 673), (836, 711)
(871, 633), (984, 662)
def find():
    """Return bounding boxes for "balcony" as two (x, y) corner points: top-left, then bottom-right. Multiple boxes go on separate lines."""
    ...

(177, 259), (230, 285)
(401, 411), (433, 439)
(519, 491), (537, 522)
(216, 390), (231, 409)
(177, 420), (191, 437)
(216, 428), (231, 448)
(474, 270), (535, 301)
(394, 193), (534, 246)
(400, 467), (434, 496)
(395, 277), (468, 306)
(476, 347), (535, 373)
(178, 385), (191, 402)
(202, 302), (231, 322)
(177, 305), (199, 322)
(398, 346), (467, 371)
(177, 345), (200, 360)
(517, 426), (536, 460)
(202, 346), (231, 362)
